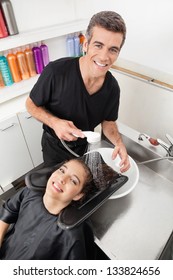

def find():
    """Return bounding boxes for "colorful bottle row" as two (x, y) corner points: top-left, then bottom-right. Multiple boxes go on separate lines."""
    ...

(0, 43), (50, 87)
(66, 32), (85, 57)
(0, 0), (18, 38)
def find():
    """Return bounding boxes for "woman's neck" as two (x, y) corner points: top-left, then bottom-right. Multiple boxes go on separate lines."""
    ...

(43, 194), (69, 215)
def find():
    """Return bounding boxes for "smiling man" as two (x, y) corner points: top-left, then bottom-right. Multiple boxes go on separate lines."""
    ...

(26, 11), (130, 172)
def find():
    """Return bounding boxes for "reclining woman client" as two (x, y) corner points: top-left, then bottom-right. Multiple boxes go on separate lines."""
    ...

(0, 158), (95, 260)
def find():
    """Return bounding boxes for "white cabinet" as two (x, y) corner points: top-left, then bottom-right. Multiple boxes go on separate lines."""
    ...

(0, 114), (33, 187)
(17, 111), (43, 167)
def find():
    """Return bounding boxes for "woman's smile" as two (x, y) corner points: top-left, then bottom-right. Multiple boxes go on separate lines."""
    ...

(52, 181), (63, 193)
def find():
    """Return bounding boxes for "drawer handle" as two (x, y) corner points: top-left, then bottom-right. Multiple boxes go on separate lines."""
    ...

(25, 115), (32, 119)
(0, 123), (15, 132)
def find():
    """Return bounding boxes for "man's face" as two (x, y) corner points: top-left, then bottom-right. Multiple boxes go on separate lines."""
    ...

(83, 26), (123, 78)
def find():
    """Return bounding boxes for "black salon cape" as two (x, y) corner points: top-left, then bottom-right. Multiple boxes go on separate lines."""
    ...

(0, 187), (95, 260)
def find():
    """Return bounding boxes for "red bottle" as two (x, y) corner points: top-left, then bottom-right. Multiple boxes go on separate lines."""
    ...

(0, 8), (8, 38)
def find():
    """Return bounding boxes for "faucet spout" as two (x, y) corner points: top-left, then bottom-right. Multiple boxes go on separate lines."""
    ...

(138, 133), (150, 141)
(138, 132), (173, 157)
(138, 133), (159, 146)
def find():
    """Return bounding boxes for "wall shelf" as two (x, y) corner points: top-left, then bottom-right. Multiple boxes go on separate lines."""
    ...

(0, 19), (88, 105)
(0, 75), (39, 104)
(0, 19), (88, 52)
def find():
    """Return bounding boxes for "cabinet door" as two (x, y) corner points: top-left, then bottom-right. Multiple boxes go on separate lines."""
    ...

(0, 115), (33, 187)
(17, 111), (43, 167)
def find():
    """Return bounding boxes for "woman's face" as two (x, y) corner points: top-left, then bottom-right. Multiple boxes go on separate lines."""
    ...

(46, 160), (86, 203)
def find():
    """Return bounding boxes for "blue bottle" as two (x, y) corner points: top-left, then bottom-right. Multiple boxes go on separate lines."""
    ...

(66, 34), (75, 57)
(74, 33), (80, 57)
(0, 53), (13, 86)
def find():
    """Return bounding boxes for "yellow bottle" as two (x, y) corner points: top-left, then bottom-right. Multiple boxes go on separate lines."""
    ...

(7, 49), (21, 83)
(24, 45), (37, 77)
(16, 47), (30, 80)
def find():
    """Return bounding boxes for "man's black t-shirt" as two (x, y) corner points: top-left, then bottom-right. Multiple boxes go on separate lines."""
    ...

(30, 57), (120, 138)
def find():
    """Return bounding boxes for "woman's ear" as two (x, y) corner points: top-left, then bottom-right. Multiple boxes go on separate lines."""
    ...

(72, 192), (84, 201)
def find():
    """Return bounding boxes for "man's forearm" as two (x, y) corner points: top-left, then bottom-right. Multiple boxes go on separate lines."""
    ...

(102, 120), (130, 172)
(102, 120), (123, 146)
(25, 96), (58, 129)
(25, 96), (83, 141)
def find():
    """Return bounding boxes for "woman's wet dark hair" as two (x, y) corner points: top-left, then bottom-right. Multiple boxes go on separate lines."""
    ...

(62, 154), (119, 206)
(63, 158), (94, 201)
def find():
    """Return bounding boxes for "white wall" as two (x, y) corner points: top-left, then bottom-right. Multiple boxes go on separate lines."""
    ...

(11, 0), (173, 80)
(11, 0), (77, 31)
(74, 0), (173, 84)
(75, 0), (173, 141)
(112, 70), (173, 142)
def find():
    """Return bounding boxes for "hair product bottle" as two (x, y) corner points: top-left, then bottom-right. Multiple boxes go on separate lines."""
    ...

(40, 42), (50, 67)
(0, 8), (8, 38)
(0, 70), (5, 87)
(24, 45), (37, 77)
(16, 47), (30, 80)
(66, 34), (75, 57)
(74, 33), (80, 57)
(7, 49), (21, 82)
(32, 43), (44, 74)
(0, 0), (18, 35)
(0, 52), (13, 86)
(79, 33), (85, 56)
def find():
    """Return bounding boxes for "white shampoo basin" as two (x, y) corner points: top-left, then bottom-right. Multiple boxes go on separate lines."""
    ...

(94, 147), (139, 199)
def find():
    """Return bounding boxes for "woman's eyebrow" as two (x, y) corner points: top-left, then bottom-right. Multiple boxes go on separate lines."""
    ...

(63, 164), (81, 184)
(73, 175), (80, 184)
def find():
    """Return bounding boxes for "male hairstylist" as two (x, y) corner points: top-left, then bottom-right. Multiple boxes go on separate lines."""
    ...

(26, 11), (130, 172)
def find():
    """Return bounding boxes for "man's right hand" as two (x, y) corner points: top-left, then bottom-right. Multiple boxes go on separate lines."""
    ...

(52, 118), (85, 141)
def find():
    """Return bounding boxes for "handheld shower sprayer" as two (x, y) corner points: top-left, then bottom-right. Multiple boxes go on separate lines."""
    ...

(60, 131), (101, 157)
(78, 131), (101, 144)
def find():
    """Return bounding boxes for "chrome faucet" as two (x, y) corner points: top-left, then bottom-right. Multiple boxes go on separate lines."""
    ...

(138, 133), (173, 157)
